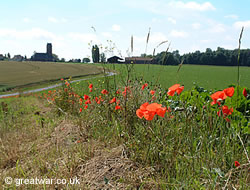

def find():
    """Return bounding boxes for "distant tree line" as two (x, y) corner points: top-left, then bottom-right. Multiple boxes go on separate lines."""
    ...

(152, 47), (250, 66)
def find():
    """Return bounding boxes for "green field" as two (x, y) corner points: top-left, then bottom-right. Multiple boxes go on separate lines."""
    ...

(104, 63), (250, 90)
(0, 61), (103, 92)
(1, 62), (249, 94)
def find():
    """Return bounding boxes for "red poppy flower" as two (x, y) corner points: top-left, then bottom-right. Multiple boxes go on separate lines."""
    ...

(141, 83), (148, 90)
(115, 105), (121, 110)
(89, 88), (92, 92)
(243, 88), (247, 97)
(85, 99), (91, 104)
(167, 84), (184, 96)
(210, 91), (227, 105)
(234, 161), (240, 167)
(84, 94), (89, 100)
(136, 102), (167, 120)
(223, 87), (234, 97)
(109, 97), (116, 104)
(101, 89), (108, 95)
(79, 108), (82, 113)
(65, 81), (70, 87)
(89, 84), (93, 88)
(116, 89), (121, 94)
(222, 105), (233, 116)
(84, 105), (88, 109)
(150, 90), (155, 95)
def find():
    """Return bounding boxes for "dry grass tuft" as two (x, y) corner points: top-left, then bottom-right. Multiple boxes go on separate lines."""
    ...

(78, 145), (154, 189)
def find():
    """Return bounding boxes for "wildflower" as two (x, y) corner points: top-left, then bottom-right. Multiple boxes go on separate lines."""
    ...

(222, 105), (233, 116)
(210, 91), (227, 105)
(243, 88), (247, 97)
(115, 105), (121, 110)
(84, 105), (88, 109)
(141, 83), (148, 90)
(122, 86), (130, 97)
(223, 87), (234, 97)
(61, 78), (64, 81)
(234, 161), (240, 167)
(136, 102), (167, 121)
(79, 108), (82, 113)
(85, 99), (91, 104)
(116, 100), (120, 105)
(101, 89), (108, 95)
(116, 89), (121, 94)
(89, 84), (93, 92)
(65, 81), (70, 87)
(150, 90), (155, 95)
(167, 84), (184, 96)
(84, 94), (89, 100)
(109, 97), (116, 104)
(151, 96), (156, 101)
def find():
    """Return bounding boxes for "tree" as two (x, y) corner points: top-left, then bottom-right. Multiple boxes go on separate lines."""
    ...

(7, 53), (11, 59)
(92, 45), (100, 63)
(82, 58), (90, 63)
(100, 53), (106, 63)
(52, 54), (59, 62)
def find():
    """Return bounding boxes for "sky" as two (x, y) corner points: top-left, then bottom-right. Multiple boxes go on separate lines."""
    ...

(0, 0), (250, 61)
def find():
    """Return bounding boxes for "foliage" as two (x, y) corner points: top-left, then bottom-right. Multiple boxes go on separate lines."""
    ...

(100, 53), (106, 63)
(82, 57), (90, 63)
(92, 45), (100, 63)
(37, 76), (250, 189)
(153, 47), (250, 66)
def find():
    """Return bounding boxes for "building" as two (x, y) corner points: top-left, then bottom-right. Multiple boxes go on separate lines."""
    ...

(125, 57), (153, 64)
(107, 56), (124, 63)
(12, 55), (24, 62)
(31, 43), (53, 61)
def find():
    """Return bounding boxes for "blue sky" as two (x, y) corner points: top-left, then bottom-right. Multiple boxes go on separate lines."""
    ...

(0, 0), (249, 60)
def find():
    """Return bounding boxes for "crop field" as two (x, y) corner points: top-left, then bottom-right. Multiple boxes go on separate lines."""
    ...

(0, 61), (103, 91)
(104, 63), (250, 90)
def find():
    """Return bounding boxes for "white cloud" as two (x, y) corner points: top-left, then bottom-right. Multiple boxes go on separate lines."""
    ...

(209, 24), (226, 33)
(48, 17), (58, 23)
(0, 28), (57, 40)
(234, 20), (250, 29)
(112, 24), (121, 31)
(150, 32), (168, 43)
(101, 32), (112, 38)
(169, 30), (188, 38)
(68, 32), (99, 43)
(224, 14), (238, 20)
(48, 17), (68, 23)
(168, 17), (176, 24)
(23, 18), (32, 23)
(169, 1), (216, 11)
(192, 23), (201, 29)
